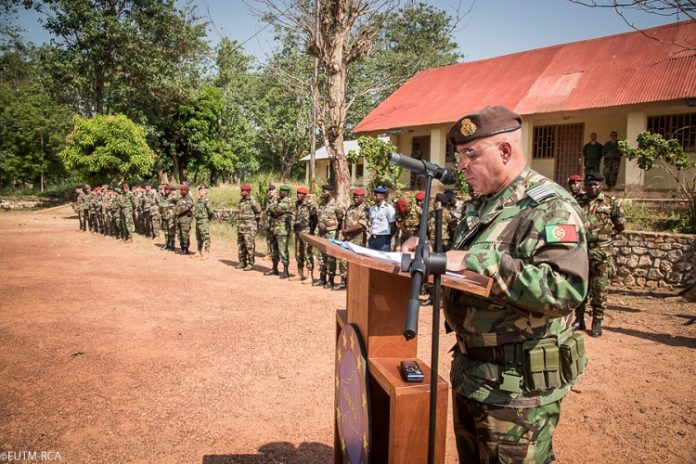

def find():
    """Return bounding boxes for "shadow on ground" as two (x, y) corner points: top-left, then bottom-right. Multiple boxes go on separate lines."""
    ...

(202, 442), (332, 464)
(604, 326), (696, 349)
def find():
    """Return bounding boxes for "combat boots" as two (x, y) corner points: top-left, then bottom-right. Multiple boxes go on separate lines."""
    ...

(333, 276), (346, 291)
(313, 271), (327, 287)
(324, 273), (335, 289)
(264, 264), (279, 276)
(590, 318), (602, 337)
(279, 264), (289, 279)
(573, 309), (587, 331)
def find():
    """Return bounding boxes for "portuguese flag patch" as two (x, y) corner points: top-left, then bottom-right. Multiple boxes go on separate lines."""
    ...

(545, 224), (578, 243)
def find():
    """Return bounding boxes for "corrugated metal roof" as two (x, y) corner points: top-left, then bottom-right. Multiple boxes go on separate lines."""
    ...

(354, 21), (696, 133)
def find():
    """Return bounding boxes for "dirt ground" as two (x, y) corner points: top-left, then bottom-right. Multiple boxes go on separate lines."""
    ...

(0, 206), (694, 464)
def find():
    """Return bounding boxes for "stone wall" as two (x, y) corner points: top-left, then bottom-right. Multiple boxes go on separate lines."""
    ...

(612, 231), (695, 290)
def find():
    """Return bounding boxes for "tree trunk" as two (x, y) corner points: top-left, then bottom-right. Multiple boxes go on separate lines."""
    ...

(171, 151), (180, 184)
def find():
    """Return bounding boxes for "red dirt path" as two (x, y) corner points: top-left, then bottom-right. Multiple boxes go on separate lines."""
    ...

(0, 206), (694, 464)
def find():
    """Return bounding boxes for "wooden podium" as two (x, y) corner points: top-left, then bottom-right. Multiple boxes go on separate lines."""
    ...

(301, 234), (492, 464)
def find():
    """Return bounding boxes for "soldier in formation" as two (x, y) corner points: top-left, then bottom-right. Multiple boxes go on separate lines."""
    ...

(193, 185), (214, 260)
(292, 186), (318, 282)
(265, 185), (293, 278)
(314, 185), (344, 289)
(175, 184), (195, 255)
(237, 184), (261, 271)
(161, 184), (178, 251)
(574, 172), (625, 337)
(336, 188), (368, 290)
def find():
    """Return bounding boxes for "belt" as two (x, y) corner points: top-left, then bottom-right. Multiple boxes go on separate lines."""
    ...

(456, 336), (504, 363)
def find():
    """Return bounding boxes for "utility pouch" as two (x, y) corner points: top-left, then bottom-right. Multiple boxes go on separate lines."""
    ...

(522, 338), (562, 392)
(560, 332), (587, 384)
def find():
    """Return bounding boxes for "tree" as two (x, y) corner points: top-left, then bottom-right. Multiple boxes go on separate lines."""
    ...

(347, 136), (403, 190)
(619, 131), (696, 232)
(59, 114), (155, 185)
(254, 0), (464, 204)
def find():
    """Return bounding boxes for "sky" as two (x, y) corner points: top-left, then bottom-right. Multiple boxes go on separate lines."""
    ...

(13, 0), (685, 64)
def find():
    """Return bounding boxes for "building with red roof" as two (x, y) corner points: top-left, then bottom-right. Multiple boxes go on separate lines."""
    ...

(354, 21), (696, 190)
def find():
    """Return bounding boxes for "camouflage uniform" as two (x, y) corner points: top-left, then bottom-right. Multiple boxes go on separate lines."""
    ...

(103, 192), (114, 236)
(293, 196), (318, 275)
(602, 140), (622, 189)
(175, 191), (195, 253)
(316, 197), (344, 287)
(194, 195), (214, 255)
(161, 190), (178, 250)
(445, 168), (588, 464)
(427, 205), (452, 249)
(111, 191), (122, 238)
(582, 141), (603, 175)
(263, 195), (278, 260)
(577, 192), (624, 323)
(88, 191), (103, 233)
(77, 190), (89, 231)
(237, 194), (261, 269)
(267, 192), (294, 274)
(149, 190), (162, 239)
(395, 204), (421, 248)
(119, 189), (137, 241)
(338, 199), (369, 280)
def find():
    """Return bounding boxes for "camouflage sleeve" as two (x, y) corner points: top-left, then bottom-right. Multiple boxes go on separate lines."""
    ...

(358, 206), (369, 229)
(252, 198), (261, 219)
(612, 199), (625, 227)
(463, 198), (588, 317)
(206, 201), (214, 219)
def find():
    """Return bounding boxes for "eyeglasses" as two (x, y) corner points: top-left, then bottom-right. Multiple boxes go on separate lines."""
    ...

(454, 143), (498, 164)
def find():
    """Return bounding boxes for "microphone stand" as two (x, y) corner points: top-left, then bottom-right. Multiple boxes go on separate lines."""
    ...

(400, 172), (447, 464)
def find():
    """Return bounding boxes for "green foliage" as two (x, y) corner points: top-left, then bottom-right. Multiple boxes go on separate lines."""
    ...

(59, 114), (155, 184)
(347, 136), (404, 191)
(620, 131), (696, 233)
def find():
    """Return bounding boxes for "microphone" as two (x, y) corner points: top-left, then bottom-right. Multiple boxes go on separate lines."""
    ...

(387, 153), (458, 184)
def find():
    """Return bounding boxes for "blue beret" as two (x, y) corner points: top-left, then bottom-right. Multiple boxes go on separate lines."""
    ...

(373, 186), (387, 194)
(585, 172), (604, 183)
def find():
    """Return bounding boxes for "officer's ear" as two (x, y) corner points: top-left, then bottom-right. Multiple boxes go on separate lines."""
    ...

(498, 141), (512, 164)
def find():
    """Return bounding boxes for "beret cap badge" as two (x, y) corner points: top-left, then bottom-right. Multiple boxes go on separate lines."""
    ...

(459, 118), (477, 137)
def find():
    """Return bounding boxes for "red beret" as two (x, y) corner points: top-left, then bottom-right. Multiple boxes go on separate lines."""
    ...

(180, 184), (189, 191)
(241, 184), (252, 191)
(164, 184), (171, 190)
(415, 192), (425, 201)
(297, 186), (308, 194)
(567, 174), (583, 182)
(395, 197), (410, 213)
(353, 189), (366, 196)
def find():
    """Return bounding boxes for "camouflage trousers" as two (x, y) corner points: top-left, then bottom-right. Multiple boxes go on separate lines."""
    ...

(338, 236), (363, 278)
(79, 208), (88, 231)
(177, 217), (192, 249)
(89, 209), (102, 233)
(319, 230), (337, 274)
(268, 233), (289, 266)
(294, 229), (314, 272)
(113, 215), (122, 238)
(603, 158), (620, 189)
(453, 394), (561, 464)
(195, 220), (211, 253)
(237, 227), (257, 266)
(121, 210), (135, 239)
(162, 213), (177, 249)
(577, 247), (610, 321)
(150, 212), (161, 239)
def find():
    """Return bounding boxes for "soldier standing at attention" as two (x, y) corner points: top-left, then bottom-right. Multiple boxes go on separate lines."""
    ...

(149, 185), (162, 240)
(193, 185), (214, 260)
(88, 186), (102, 234)
(119, 183), (137, 243)
(427, 192), (453, 249)
(602, 130), (622, 190)
(582, 132), (603, 176)
(175, 184), (195, 255)
(292, 186), (318, 282)
(161, 184), (178, 251)
(142, 184), (154, 238)
(403, 105), (588, 464)
(567, 174), (585, 202)
(266, 185), (293, 278)
(336, 189), (369, 290)
(237, 184), (261, 271)
(263, 184), (277, 260)
(76, 186), (87, 231)
(395, 193), (422, 248)
(574, 172), (625, 337)
(80, 185), (91, 232)
(315, 184), (344, 289)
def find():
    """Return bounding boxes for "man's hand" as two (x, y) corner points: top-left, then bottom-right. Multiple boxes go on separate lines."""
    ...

(400, 236), (468, 272)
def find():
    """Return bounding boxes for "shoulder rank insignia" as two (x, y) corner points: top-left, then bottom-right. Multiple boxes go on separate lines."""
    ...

(527, 184), (556, 203)
(545, 224), (578, 243)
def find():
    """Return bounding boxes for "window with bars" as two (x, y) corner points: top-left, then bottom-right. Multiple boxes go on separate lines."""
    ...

(647, 113), (696, 152)
(533, 126), (557, 158)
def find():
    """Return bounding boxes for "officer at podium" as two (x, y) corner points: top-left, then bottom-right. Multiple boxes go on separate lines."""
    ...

(403, 105), (589, 463)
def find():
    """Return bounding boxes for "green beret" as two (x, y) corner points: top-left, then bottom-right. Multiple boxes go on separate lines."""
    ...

(279, 185), (291, 192)
(322, 184), (334, 192)
(448, 105), (522, 146)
